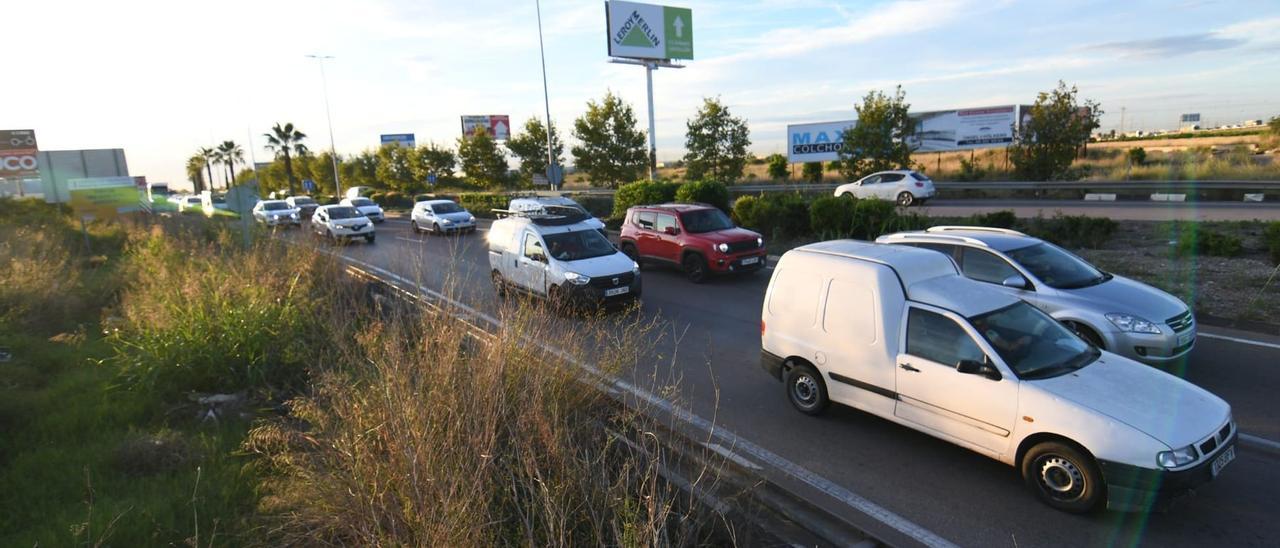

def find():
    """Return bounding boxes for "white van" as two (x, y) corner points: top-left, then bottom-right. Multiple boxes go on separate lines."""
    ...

(508, 196), (607, 236)
(761, 240), (1234, 513)
(488, 212), (640, 308)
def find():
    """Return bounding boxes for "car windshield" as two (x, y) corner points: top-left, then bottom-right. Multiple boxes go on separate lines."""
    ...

(969, 302), (1099, 379)
(263, 202), (289, 211)
(326, 207), (363, 219)
(543, 229), (617, 261)
(350, 198), (374, 207)
(293, 197), (316, 205)
(1005, 242), (1110, 289)
(431, 202), (464, 214)
(681, 209), (735, 233)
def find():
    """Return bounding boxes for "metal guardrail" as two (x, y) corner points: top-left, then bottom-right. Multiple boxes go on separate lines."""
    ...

(542, 180), (1280, 196)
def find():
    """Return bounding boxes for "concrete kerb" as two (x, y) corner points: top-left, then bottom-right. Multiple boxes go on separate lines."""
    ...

(1240, 434), (1280, 457)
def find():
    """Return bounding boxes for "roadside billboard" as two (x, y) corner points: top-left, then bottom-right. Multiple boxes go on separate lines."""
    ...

(460, 115), (510, 140)
(786, 120), (854, 163)
(0, 129), (40, 197)
(606, 1), (693, 60)
(380, 133), (416, 148)
(907, 106), (1019, 152)
(66, 177), (143, 220)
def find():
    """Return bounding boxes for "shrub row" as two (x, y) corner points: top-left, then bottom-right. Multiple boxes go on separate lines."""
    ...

(674, 180), (731, 212)
(457, 193), (510, 218)
(1267, 222), (1280, 265)
(1021, 214), (1118, 249)
(611, 180), (679, 219)
(1172, 224), (1245, 258)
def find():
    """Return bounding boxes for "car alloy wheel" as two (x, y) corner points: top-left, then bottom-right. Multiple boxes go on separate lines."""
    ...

(897, 191), (915, 207)
(683, 254), (707, 284)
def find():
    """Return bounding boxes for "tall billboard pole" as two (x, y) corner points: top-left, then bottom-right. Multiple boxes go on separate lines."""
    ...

(307, 54), (342, 197)
(605, 1), (693, 181)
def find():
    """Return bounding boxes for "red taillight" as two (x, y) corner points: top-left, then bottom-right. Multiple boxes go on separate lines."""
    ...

(760, 320), (766, 337)
(915, 181), (924, 187)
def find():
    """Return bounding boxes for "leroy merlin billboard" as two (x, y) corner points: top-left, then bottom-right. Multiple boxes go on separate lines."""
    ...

(606, 1), (693, 60)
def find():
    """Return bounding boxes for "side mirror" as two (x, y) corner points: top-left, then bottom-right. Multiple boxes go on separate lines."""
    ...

(957, 359), (1002, 381)
(663, 226), (679, 236)
(1001, 275), (1029, 290)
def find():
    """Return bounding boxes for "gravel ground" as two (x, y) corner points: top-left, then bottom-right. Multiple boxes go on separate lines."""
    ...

(1079, 221), (1280, 327)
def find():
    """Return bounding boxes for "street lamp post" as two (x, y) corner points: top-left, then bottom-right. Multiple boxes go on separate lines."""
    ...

(306, 54), (342, 197)
(534, 0), (558, 191)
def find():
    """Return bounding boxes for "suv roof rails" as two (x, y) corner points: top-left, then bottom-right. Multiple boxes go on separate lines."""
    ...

(492, 208), (590, 226)
(880, 232), (988, 247)
(926, 226), (1027, 237)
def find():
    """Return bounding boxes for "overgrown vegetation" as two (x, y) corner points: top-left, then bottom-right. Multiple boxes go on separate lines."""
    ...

(836, 86), (914, 181)
(1009, 81), (1102, 181)
(674, 179), (731, 212)
(1266, 221), (1280, 265)
(683, 97), (752, 184)
(611, 180), (680, 219)
(1171, 223), (1245, 258)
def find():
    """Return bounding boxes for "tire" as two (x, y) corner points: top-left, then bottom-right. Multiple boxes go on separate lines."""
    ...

(365, 234), (375, 244)
(897, 192), (915, 207)
(491, 270), (507, 297)
(621, 243), (641, 267)
(1021, 441), (1105, 513)
(433, 222), (441, 235)
(1066, 321), (1105, 349)
(784, 363), (829, 415)
(327, 229), (337, 244)
(411, 220), (420, 233)
(682, 253), (708, 284)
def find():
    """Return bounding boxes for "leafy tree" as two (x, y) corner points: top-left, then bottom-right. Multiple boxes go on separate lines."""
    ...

(1009, 81), (1102, 181)
(802, 162), (824, 183)
(310, 151), (341, 194)
(216, 140), (244, 188)
(1127, 147), (1146, 166)
(411, 143), (457, 183)
(571, 91), (648, 188)
(263, 123), (309, 195)
(683, 97), (752, 184)
(375, 144), (415, 192)
(343, 151), (379, 188)
(766, 153), (789, 180)
(506, 117), (564, 184)
(1269, 116), (1280, 135)
(198, 147), (217, 193)
(457, 126), (508, 188)
(186, 154), (207, 193)
(836, 86), (914, 182)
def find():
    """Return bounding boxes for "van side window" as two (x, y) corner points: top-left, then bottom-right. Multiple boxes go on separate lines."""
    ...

(636, 211), (656, 230)
(655, 214), (677, 233)
(906, 308), (985, 367)
(523, 233), (545, 260)
(960, 248), (1020, 284)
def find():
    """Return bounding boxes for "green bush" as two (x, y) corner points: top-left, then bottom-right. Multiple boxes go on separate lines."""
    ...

(733, 193), (810, 240)
(850, 199), (901, 240)
(956, 158), (986, 182)
(1023, 214), (1118, 249)
(802, 162), (824, 183)
(968, 210), (1018, 229)
(369, 191), (386, 204)
(611, 180), (680, 219)
(1176, 229), (1244, 258)
(1265, 221), (1280, 265)
(1127, 147), (1147, 166)
(809, 196), (856, 237)
(572, 195), (614, 219)
(379, 191), (412, 209)
(458, 193), (510, 218)
(674, 180), (730, 212)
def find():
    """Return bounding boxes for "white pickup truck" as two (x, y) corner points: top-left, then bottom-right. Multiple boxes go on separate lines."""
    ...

(760, 240), (1235, 513)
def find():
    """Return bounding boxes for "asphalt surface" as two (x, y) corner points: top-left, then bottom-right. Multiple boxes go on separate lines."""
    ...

(916, 199), (1280, 221)
(295, 218), (1280, 547)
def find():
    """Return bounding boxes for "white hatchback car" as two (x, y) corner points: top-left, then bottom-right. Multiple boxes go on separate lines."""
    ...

(761, 241), (1234, 513)
(311, 204), (375, 244)
(340, 197), (385, 223)
(252, 200), (302, 227)
(834, 170), (936, 207)
(411, 199), (476, 234)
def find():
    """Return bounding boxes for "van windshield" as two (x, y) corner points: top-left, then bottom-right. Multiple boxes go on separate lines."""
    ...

(543, 230), (616, 261)
(969, 302), (1099, 379)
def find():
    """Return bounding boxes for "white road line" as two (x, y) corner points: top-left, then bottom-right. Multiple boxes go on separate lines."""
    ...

(1198, 332), (1280, 351)
(327, 251), (958, 548)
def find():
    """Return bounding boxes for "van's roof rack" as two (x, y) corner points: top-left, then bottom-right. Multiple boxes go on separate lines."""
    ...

(492, 208), (590, 226)
(926, 226), (1027, 237)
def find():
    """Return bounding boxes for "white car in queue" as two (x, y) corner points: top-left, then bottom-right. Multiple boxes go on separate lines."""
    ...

(310, 204), (376, 244)
(411, 199), (476, 234)
(760, 241), (1234, 513)
(833, 170), (936, 207)
(340, 196), (385, 223)
(252, 200), (302, 227)
(488, 210), (640, 309)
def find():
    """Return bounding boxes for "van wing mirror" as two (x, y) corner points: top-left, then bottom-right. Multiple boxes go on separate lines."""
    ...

(1001, 275), (1028, 290)
(957, 359), (1002, 381)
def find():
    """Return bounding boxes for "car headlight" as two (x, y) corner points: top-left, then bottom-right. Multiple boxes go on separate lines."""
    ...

(1157, 445), (1199, 468)
(564, 271), (590, 285)
(756, 237), (764, 247)
(440, 218), (453, 224)
(632, 261), (641, 274)
(716, 243), (730, 253)
(290, 212), (299, 219)
(1106, 313), (1163, 334)
(468, 215), (476, 223)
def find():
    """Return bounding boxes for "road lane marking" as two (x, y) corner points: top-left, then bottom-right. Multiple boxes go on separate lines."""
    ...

(1198, 332), (1280, 351)
(325, 250), (958, 548)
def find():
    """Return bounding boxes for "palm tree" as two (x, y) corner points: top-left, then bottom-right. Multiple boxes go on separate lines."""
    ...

(199, 147), (217, 194)
(217, 140), (245, 189)
(263, 123), (308, 195)
(186, 154), (207, 193)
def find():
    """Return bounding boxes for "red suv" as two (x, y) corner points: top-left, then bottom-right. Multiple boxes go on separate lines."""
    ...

(619, 203), (766, 283)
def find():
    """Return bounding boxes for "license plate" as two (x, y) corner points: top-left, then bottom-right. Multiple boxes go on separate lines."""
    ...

(604, 286), (630, 297)
(1211, 445), (1235, 477)
(1178, 332), (1194, 347)
(740, 256), (760, 265)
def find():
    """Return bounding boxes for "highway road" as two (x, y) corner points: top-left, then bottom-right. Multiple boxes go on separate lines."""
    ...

(298, 218), (1280, 547)
(916, 199), (1280, 222)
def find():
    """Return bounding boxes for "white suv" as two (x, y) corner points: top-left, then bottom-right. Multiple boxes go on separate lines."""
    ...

(834, 170), (936, 206)
(761, 240), (1234, 513)
(310, 204), (375, 244)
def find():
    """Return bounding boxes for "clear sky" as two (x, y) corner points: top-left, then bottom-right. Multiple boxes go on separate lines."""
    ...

(10, 0), (1280, 190)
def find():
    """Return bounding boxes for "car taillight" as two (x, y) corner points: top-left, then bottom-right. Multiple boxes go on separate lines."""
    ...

(915, 181), (924, 187)
(760, 320), (766, 337)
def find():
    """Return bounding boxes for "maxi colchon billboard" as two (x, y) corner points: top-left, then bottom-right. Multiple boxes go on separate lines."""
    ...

(787, 105), (1031, 163)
